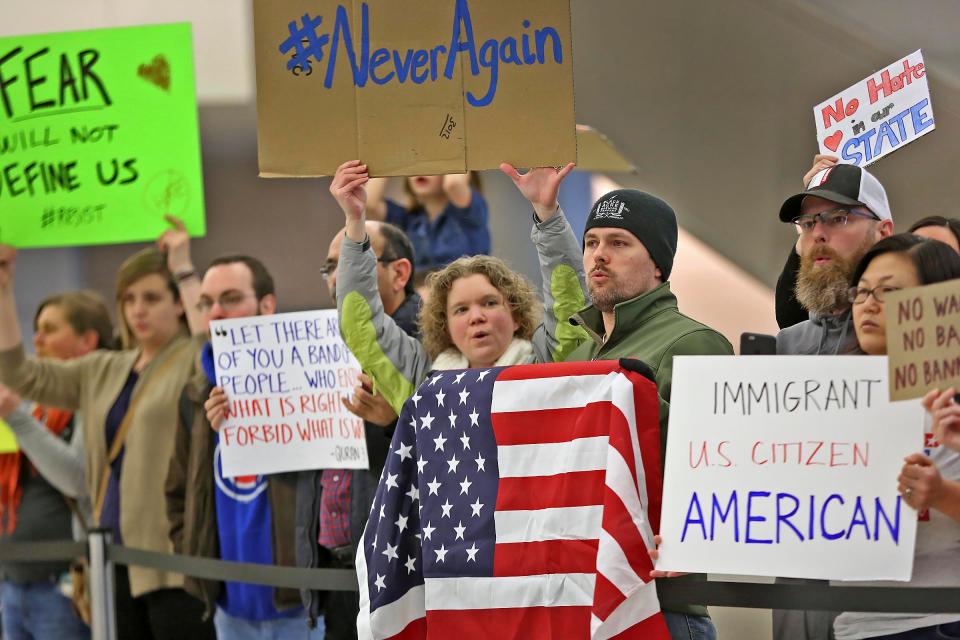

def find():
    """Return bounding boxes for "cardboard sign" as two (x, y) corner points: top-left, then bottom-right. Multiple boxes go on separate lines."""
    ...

(211, 310), (368, 476)
(0, 420), (18, 454)
(656, 356), (923, 581)
(0, 23), (205, 248)
(253, 0), (575, 177)
(575, 124), (637, 174)
(885, 281), (960, 402)
(813, 50), (934, 167)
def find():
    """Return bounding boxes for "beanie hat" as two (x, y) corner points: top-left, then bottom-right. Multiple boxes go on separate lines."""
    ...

(584, 189), (679, 280)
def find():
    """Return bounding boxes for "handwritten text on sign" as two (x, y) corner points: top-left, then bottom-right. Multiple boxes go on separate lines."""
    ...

(211, 310), (368, 477)
(0, 23), (205, 248)
(886, 281), (960, 402)
(814, 50), (934, 166)
(657, 356), (923, 581)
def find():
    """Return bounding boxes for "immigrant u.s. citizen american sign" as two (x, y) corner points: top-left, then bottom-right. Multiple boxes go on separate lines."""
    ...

(253, 0), (576, 177)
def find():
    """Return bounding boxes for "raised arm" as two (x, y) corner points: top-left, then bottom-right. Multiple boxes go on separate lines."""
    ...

(443, 173), (472, 208)
(157, 215), (204, 336)
(0, 245), (23, 351)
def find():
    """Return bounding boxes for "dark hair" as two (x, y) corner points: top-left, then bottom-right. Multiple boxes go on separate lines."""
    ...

(851, 233), (960, 288)
(35, 290), (116, 350)
(206, 255), (275, 299)
(377, 222), (417, 296)
(908, 215), (960, 248)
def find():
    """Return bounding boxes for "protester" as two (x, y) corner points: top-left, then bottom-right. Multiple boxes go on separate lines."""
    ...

(363, 171), (490, 271)
(329, 160), (587, 414)
(165, 255), (322, 639)
(291, 221), (420, 638)
(500, 163), (733, 640)
(0, 291), (113, 640)
(909, 215), (960, 253)
(832, 233), (960, 639)
(0, 220), (213, 640)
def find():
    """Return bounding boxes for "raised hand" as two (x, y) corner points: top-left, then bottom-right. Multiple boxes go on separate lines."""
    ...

(330, 160), (370, 222)
(802, 154), (839, 187)
(499, 163), (575, 221)
(343, 374), (399, 427)
(0, 245), (17, 292)
(156, 215), (193, 274)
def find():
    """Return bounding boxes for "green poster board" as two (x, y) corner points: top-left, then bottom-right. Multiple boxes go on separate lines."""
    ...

(0, 23), (205, 248)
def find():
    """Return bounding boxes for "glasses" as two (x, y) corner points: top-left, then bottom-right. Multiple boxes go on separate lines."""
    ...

(320, 255), (399, 278)
(196, 292), (257, 314)
(847, 285), (902, 305)
(792, 208), (879, 234)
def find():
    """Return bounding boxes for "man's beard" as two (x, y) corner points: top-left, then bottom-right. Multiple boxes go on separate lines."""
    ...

(795, 236), (873, 316)
(588, 269), (633, 313)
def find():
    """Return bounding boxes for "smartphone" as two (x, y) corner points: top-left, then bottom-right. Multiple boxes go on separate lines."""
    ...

(740, 332), (777, 356)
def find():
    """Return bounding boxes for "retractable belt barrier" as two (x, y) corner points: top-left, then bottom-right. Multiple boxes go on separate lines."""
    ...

(3, 541), (960, 613)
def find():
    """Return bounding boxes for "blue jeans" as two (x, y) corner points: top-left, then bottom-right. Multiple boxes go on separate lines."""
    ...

(664, 611), (717, 640)
(1, 578), (89, 640)
(213, 607), (325, 640)
(874, 620), (960, 639)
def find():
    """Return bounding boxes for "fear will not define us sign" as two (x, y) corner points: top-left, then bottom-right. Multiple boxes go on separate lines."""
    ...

(0, 23), (205, 248)
(253, 0), (576, 177)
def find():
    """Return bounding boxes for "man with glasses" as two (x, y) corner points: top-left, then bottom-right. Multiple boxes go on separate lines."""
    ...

(773, 164), (893, 640)
(297, 221), (421, 639)
(165, 256), (324, 639)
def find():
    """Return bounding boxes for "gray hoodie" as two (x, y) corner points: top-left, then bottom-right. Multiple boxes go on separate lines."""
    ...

(776, 309), (861, 355)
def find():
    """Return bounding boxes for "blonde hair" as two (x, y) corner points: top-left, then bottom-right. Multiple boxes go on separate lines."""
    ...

(114, 248), (184, 349)
(419, 255), (541, 359)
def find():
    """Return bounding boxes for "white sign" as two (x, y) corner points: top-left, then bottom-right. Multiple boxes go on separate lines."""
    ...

(656, 356), (924, 581)
(814, 49), (934, 166)
(211, 309), (368, 476)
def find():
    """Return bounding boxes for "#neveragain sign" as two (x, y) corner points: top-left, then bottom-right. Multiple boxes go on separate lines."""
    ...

(656, 356), (924, 581)
(814, 50), (934, 167)
(253, 0), (575, 177)
(211, 310), (368, 477)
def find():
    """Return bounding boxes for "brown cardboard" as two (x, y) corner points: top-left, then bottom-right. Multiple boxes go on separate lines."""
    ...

(253, 0), (575, 177)
(885, 280), (960, 401)
(575, 124), (637, 174)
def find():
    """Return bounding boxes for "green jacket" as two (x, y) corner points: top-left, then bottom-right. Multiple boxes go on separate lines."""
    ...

(566, 282), (732, 619)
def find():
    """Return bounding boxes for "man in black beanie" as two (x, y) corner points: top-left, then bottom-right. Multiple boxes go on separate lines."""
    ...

(502, 164), (733, 640)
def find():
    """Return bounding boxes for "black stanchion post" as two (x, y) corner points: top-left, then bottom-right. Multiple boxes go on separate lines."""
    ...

(87, 529), (116, 640)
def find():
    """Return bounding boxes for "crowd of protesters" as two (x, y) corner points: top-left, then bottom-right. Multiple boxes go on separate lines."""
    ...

(0, 152), (958, 640)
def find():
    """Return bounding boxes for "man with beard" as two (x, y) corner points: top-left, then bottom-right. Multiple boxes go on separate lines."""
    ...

(776, 164), (893, 355)
(772, 163), (893, 640)
(502, 165), (733, 640)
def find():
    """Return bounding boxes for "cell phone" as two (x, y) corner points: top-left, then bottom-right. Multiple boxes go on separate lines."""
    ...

(740, 332), (777, 355)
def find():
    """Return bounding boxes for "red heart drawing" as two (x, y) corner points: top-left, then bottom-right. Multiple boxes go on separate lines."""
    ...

(823, 130), (844, 152)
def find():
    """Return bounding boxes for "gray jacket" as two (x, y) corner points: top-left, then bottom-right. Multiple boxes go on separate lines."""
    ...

(776, 309), (861, 355)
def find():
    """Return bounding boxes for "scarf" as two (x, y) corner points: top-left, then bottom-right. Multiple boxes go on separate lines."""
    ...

(0, 405), (73, 534)
(430, 337), (535, 371)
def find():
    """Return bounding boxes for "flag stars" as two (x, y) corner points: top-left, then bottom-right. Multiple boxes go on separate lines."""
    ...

(405, 484), (419, 503)
(458, 388), (470, 405)
(417, 456), (428, 473)
(382, 542), (399, 562)
(420, 412), (435, 431)
(447, 455), (460, 474)
(379, 504), (386, 520)
(454, 521), (466, 540)
(427, 477), (442, 496)
(477, 370), (490, 382)
(434, 544), (449, 563)
(405, 555), (417, 575)
(411, 392), (422, 407)
(459, 477), (472, 495)
(441, 500), (453, 518)
(435, 389), (446, 407)
(429, 373), (444, 386)
(454, 372), (467, 384)
(395, 514), (408, 533)
(448, 409), (458, 428)
(385, 473), (399, 490)
(395, 442), (412, 461)
(422, 521), (436, 541)
(460, 434), (471, 450)
(475, 454), (486, 472)
(469, 408), (480, 427)
(374, 574), (386, 592)
(466, 543), (479, 562)
(433, 433), (447, 452)
(470, 498), (484, 517)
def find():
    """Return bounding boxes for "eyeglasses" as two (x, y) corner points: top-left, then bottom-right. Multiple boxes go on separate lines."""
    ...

(196, 292), (257, 314)
(847, 285), (902, 305)
(792, 208), (879, 234)
(320, 255), (399, 278)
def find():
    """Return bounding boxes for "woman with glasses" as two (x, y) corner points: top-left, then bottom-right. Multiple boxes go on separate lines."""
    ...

(0, 220), (214, 640)
(832, 234), (960, 640)
(328, 160), (587, 414)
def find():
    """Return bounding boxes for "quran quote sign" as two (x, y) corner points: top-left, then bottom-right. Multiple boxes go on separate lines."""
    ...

(0, 23), (205, 248)
(253, 0), (576, 177)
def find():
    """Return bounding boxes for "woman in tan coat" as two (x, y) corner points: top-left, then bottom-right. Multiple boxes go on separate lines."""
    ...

(0, 221), (214, 640)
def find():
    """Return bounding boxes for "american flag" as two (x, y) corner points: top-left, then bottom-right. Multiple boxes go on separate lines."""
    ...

(357, 360), (669, 639)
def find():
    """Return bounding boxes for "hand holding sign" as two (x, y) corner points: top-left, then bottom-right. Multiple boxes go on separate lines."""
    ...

(499, 162), (575, 221)
(0, 245), (16, 291)
(802, 154), (838, 188)
(925, 388), (960, 453)
(330, 161), (370, 222)
(898, 452), (944, 512)
(205, 386), (229, 433)
(156, 214), (193, 274)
